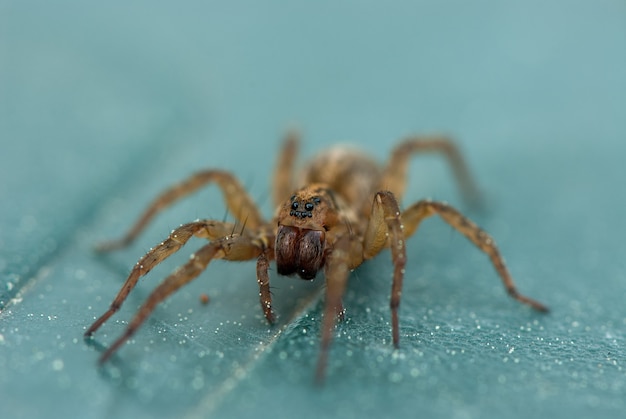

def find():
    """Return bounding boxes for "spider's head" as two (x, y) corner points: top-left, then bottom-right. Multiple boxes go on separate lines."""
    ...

(275, 184), (340, 280)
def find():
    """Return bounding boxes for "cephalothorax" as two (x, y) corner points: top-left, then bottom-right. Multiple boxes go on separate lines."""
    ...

(85, 132), (548, 381)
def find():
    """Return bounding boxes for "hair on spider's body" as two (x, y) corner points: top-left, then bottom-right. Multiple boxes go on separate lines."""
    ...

(85, 131), (548, 382)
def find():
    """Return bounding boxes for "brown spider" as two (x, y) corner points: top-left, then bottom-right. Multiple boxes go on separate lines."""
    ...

(85, 132), (548, 381)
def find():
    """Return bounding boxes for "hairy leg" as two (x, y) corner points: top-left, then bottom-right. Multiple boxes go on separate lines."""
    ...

(97, 170), (264, 251)
(362, 191), (407, 347)
(402, 199), (548, 312)
(316, 234), (353, 383)
(94, 233), (263, 363)
(378, 136), (481, 207)
(272, 130), (299, 208)
(256, 248), (275, 324)
(86, 220), (238, 336)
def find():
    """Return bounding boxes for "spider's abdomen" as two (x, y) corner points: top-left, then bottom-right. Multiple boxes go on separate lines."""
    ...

(275, 225), (325, 280)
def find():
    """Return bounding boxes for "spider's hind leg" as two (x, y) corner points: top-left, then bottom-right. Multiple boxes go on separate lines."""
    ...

(272, 130), (300, 208)
(96, 170), (265, 251)
(401, 199), (549, 312)
(378, 135), (482, 207)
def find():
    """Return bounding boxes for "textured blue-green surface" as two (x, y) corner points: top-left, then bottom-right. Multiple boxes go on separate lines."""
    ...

(1, 1), (625, 418)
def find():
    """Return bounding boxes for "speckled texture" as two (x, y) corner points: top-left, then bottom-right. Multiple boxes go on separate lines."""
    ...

(1, 1), (625, 418)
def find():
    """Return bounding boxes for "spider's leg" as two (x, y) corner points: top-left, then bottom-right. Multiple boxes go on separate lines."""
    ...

(378, 135), (481, 207)
(362, 191), (407, 348)
(272, 130), (299, 208)
(402, 199), (549, 312)
(96, 233), (263, 364)
(316, 234), (354, 383)
(256, 248), (275, 324)
(97, 170), (264, 251)
(85, 220), (236, 336)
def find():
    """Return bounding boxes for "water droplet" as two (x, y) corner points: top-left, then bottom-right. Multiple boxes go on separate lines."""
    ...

(388, 372), (403, 383)
(52, 359), (64, 371)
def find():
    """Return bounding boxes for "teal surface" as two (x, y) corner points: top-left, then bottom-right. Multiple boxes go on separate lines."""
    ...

(2, 2), (625, 418)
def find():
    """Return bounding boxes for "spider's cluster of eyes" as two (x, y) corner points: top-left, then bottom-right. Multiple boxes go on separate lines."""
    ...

(289, 197), (321, 219)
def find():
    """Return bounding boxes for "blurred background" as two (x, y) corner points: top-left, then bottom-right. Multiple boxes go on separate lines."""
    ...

(1, 1), (625, 418)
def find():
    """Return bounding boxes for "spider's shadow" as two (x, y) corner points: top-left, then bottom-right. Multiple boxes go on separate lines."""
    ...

(83, 334), (135, 383)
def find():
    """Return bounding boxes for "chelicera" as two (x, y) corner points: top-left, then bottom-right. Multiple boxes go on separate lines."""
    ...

(85, 131), (548, 381)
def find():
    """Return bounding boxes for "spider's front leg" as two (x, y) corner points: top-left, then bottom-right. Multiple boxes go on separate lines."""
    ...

(316, 191), (406, 382)
(316, 234), (359, 383)
(85, 220), (238, 337)
(94, 232), (266, 364)
(256, 247), (275, 324)
(362, 191), (407, 347)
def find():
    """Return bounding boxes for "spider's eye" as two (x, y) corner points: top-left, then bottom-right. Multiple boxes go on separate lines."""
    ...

(291, 202), (299, 210)
(304, 202), (314, 211)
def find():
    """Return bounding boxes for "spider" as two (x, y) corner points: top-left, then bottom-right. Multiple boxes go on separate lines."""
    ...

(85, 131), (548, 381)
